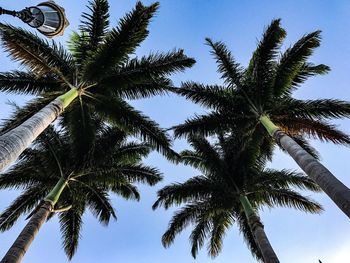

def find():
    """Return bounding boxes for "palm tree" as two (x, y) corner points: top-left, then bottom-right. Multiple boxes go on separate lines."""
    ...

(172, 19), (350, 218)
(0, 0), (195, 171)
(0, 124), (161, 263)
(153, 134), (322, 262)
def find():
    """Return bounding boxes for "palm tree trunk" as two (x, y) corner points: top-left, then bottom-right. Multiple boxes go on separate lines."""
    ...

(1, 178), (67, 263)
(260, 115), (350, 219)
(239, 195), (280, 263)
(0, 88), (78, 172)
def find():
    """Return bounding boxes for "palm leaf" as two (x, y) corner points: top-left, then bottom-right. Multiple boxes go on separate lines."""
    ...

(92, 94), (178, 161)
(176, 82), (233, 109)
(59, 206), (84, 259)
(0, 71), (62, 95)
(276, 116), (350, 144)
(190, 217), (211, 258)
(273, 98), (350, 119)
(205, 38), (242, 87)
(153, 177), (217, 209)
(273, 30), (322, 97)
(290, 63), (330, 90)
(0, 186), (48, 231)
(0, 23), (75, 77)
(172, 112), (233, 138)
(83, 2), (159, 80)
(254, 188), (323, 213)
(247, 19), (286, 103)
(80, 0), (110, 48)
(208, 212), (232, 258)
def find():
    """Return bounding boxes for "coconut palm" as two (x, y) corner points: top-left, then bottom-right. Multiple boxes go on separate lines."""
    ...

(153, 134), (322, 262)
(172, 19), (350, 218)
(0, 123), (162, 263)
(0, 0), (195, 171)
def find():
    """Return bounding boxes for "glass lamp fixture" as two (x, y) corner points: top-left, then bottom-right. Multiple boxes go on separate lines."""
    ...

(0, 1), (69, 38)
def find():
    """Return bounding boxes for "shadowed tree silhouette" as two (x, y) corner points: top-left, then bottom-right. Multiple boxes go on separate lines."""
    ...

(0, 0), (195, 171)
(0, 123), (162, 262)
(172, 19), (350, 219)
(153, 134), (322, 262)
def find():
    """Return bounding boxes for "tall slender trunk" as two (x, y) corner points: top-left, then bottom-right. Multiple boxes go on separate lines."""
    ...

(239, 195), (279, 263)
(0, 88), (78, 172)
(1, 178), (67, 263)
(260, 115), (350, 219)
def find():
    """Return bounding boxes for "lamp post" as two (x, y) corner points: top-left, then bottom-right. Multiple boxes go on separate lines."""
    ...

(0, 1), (69, 38)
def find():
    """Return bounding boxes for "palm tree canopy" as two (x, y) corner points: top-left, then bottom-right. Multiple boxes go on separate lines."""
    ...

(153, 134), (322, 260)
(0, 123), (162, 259)
(0, 0), (195, 161)
(172, 19), (350, 158)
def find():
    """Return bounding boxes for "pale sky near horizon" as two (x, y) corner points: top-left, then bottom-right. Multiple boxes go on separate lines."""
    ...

(0, 0), (350, 262)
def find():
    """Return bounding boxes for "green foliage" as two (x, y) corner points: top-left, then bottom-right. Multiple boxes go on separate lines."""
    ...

(83, 2), (159, 80)
(0, 71), (62, 95)
(154, 135), (322, 260)
(0, 124), (161, 259)
(0, 1), (194, 161)
(0, 23), (75, 77)
(173, 19), (350, 159)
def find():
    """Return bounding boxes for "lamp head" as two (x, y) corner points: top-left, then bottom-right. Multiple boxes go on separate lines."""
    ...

(23, 1), (69, 38)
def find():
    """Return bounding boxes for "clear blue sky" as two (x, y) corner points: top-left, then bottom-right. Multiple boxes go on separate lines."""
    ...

(0, 0), (350, 262)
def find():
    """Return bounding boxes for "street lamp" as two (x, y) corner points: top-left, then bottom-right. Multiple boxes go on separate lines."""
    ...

(0, 1), (69, 38)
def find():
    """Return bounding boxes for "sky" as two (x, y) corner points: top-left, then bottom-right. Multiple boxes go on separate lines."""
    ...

(0, 0), (350, 262)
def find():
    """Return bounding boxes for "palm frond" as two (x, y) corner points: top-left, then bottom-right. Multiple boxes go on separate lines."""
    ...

(59, 206), (84, 259)
(83, 2), (159, 80)
(273, 30), (322, 97)
(273, 98), (350, 119)
(85, 186), (116, 225)
(276, 116), (350, 144)
(208, 212), (232, 258)
(80, 0), (110, 48)
(176, 82), (234, 110)
(99, 76), (173, 100)
(0, 71), (62, 95)
(0, 23), (75, 77)
(0, 166), (57, 190)
(251, 169), (321, 192)
(172, 112), (232, 138)
(93, 95), (178, 161)
(118, 165), (162, 186)
(190, 218), (211, 258)
(205, 38), (242, 87)
(117, 49), (195, 77)
(180, 150), (212, 173)
(60, 101), (98, 166)
(254, 188), (323, 213)
(0, 186), (48, 231)
(112, 142), (151, 164)
(290, 63), (330, 90)
(187, 136), (223, 173)
(247, 19), (286, 102)
(153, 177), (216, 210)
(161, 202), (207, 247)
(110, 181), (140, 201)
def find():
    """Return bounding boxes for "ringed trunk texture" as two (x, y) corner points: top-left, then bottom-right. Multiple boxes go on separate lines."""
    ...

(247, 214), (279, 263)
(0, 88), (78, 172)
(274, 129), (350, 218)
(240, 195), (279, 263)
(1, 178), (67, 263)
(0, 201), (53, 263)
(260, 115), (350, 219)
